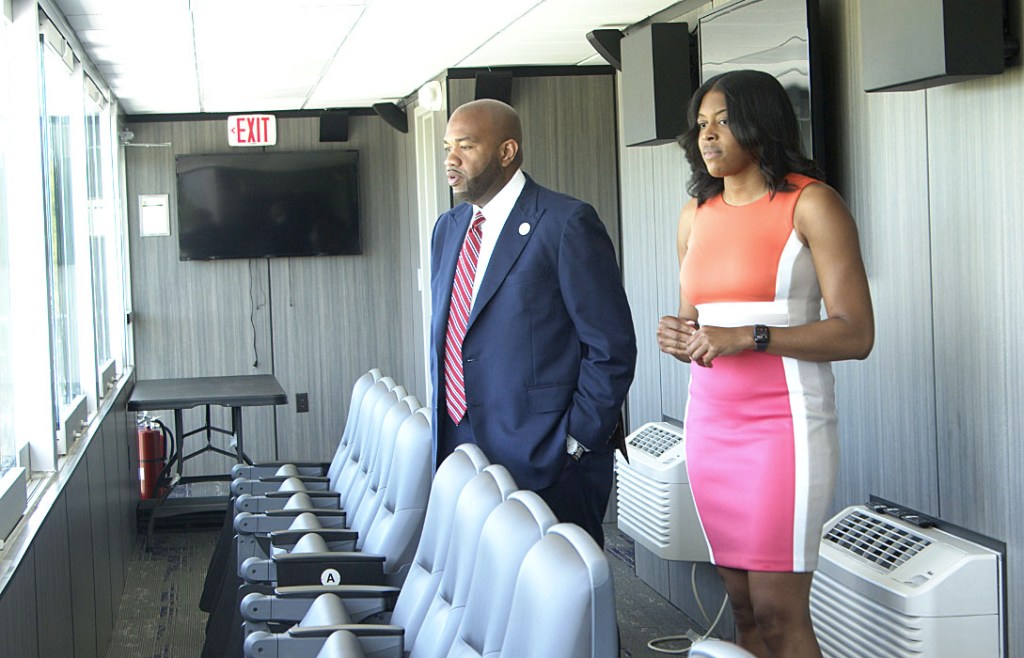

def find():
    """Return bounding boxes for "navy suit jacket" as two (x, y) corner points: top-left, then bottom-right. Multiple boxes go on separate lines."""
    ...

(430, 175), (637, 490)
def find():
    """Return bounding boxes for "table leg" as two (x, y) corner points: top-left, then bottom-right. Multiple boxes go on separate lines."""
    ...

(174, 409), (185, 477)
(231, 406), (253, 464)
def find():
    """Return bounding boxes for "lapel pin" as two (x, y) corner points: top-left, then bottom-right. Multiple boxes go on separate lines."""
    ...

(518, 222), (531, 236)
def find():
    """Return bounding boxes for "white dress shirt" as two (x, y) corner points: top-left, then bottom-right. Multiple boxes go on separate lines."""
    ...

(468, 168), (526, 308)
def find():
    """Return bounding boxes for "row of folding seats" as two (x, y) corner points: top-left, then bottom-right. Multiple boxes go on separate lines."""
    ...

(212, 368), (620, 657)
(233, 372), (429, 580)
(202, 369), (433, 657)
(238, 442), (619, 658)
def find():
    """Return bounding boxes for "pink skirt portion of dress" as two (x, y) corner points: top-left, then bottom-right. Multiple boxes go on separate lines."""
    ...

(685, 348), (837, 572)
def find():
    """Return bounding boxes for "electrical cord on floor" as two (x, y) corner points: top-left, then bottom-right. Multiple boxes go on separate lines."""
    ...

(647, 562), (731, 655)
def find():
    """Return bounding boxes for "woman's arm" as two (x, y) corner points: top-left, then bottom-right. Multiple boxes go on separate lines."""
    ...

(657, 199), (701, 364)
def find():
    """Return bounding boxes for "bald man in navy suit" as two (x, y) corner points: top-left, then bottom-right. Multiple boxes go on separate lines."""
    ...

(430, 99), (636, 547)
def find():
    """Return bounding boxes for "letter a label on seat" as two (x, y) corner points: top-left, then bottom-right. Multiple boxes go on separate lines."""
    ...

(321, 568), (341, 586)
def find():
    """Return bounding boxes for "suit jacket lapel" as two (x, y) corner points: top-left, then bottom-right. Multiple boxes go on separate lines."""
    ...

(468, 177), (542, 329)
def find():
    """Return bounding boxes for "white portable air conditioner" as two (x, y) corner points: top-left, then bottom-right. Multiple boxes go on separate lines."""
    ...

(615, 421), (710, 562)
(810, 505), (1004, 657)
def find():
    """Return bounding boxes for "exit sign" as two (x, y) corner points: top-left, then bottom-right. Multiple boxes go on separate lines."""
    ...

(228, 114), (277, 146)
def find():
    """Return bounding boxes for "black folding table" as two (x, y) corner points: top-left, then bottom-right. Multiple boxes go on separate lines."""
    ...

(127, 374), (287, 542)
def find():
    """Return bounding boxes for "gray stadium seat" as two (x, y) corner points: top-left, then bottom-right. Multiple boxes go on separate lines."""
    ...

(239, 401), (429, 588)
(233, 378), (402, 516)
(498, 523), (619, 658)
(242, 472), (567, 658)
(446, 490), (558, 658)
(234, 387), (415, 572)
(230, 368), (382, 495)
(241, 445), (498, 657)
(689, 639), (758, 657)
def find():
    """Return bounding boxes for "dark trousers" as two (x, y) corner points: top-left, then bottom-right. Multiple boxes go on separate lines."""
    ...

(438, 410), (613, 548)
(535, 449), (614, 549)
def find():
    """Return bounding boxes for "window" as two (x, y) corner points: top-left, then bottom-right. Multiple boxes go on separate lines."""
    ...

(40, 29), (93, 436)
(0, 13), (15, 476)
(84, 77), (128, 394)
(1, 8), (130, 541)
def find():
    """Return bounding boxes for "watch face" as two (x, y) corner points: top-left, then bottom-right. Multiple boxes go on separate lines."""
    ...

(754, 325), (770, 350)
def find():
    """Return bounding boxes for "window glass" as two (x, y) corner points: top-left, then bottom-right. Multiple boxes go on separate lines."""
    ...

(85, 85), (120, 389)
(0, 16), (14, 474)
(40, 39), (85, 414)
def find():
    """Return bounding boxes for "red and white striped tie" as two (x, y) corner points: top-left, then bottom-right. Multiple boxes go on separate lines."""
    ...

(444, 211), (486, 424)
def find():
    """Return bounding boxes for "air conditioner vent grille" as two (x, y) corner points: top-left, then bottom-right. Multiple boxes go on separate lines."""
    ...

(823, 509), (931, 572)
(628, 424), (682, 458)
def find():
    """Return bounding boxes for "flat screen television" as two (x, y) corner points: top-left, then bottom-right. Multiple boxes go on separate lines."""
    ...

(698, 0), (824, 166)
(175, 150), (361, 261)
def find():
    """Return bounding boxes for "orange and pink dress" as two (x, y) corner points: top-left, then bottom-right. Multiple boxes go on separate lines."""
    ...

(680, 173), (837, 572)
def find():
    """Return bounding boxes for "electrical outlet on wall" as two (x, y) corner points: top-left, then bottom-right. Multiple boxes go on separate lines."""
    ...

(296, 393), (309, 413)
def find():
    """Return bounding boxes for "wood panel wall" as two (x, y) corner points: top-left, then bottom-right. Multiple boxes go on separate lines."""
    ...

(823, 1), (1021, 651)
(620, 0), (1023, 651)
(446, 73), (621, 250)
(267, 117), (422, 462)
(0, 374), (137, 658)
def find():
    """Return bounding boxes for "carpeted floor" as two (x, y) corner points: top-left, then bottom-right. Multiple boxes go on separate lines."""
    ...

(105, 521), (699, 658)
(106, 527), (218, 658)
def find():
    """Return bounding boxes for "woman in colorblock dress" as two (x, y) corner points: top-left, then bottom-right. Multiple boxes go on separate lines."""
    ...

(657, 70), (874, 658)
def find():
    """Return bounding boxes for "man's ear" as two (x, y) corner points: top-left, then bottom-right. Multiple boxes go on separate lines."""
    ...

(499, 139), (519, 167)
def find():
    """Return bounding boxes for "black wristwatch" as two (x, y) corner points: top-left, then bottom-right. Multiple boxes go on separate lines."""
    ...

(753, 324), (771, 352)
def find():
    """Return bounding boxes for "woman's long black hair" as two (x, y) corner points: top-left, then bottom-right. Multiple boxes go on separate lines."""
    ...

(679, 69), (823, 205)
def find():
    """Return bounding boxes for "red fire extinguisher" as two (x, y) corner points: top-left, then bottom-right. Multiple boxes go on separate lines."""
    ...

(137, 419), (167, 500)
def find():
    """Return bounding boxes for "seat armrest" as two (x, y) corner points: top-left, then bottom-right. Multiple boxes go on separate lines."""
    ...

(275, 584), (401, 600)
(265, 508), (347, 520)
(260, 474), (330, 484)
(235, 511), (346, 535)
(266, 490), (339, 502)
(244, 629), (392, 658)
(232, 462), (326, 480)
(275, 552), (387, 587)
(271, 528), (358, 549)
(288, 623), (404, 639)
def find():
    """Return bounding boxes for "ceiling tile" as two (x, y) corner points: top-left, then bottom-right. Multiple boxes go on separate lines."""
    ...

(51, 0), (683, 114)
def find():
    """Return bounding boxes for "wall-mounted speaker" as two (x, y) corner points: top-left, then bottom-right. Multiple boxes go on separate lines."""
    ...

(372, 102), (408, 133)
(621, 23), (694, 147)
(319, 110), (349, 142)
(586, 29), (624, 71)
(861, 0), (1009, 92)
(475, 71), (513, 104)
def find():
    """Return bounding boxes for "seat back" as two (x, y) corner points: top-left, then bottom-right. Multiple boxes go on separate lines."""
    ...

(409, 464), (518, 658)
(324, 368), (381, 484)
(337, 381), (402, 518)
(689, 639), (758, 657)
(498, 523), (618, 658)
(388, 441), (490, 649)
(446, 490), (558, 658)
(346, 393), (418, 548)
(331, 377), (394, 498)
(359, 408), (433, 584)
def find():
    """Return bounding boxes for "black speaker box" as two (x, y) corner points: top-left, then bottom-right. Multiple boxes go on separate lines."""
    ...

(621, 23), (694, 147)
(475, 71), (513, 104)
(319, 111), (349, 142)
(372, 103), (408, 133)
(861, 0), (1005, 92)
(587, 29), (623, 70)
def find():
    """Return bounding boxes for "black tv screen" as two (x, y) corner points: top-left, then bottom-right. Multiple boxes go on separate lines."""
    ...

(175, 150), (361, 260)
